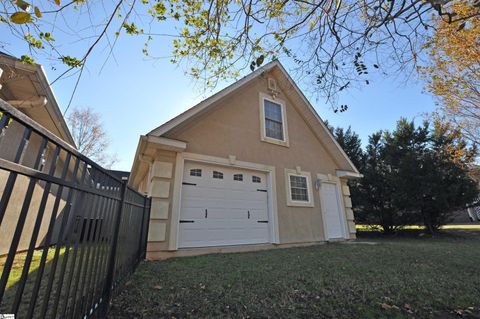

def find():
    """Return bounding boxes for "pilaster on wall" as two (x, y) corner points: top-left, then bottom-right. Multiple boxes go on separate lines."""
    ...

(340, 180), (356, 239)
(147, 153), (176, 257)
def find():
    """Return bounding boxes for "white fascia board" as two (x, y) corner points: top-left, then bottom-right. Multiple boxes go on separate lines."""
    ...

(146, 135), (187, 151)
(336, 170), (363, 179)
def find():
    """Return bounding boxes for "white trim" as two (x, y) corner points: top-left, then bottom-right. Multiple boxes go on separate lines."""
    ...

(146, 135), (187, 151)
(182, 152), (277, 173)
(168, 152), (185, 250)
(317, 174), (348, 240)
(269, 167), (280, 244)
(259, 92), (289, 147)
(170, 152), (280, 250)
(336, 170), (363, 179)
(285, 169), (314, 207)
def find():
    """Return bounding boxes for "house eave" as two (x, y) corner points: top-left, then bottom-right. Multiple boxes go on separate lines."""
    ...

(336, 170), (363, 179)
(129, 135), (187, 190)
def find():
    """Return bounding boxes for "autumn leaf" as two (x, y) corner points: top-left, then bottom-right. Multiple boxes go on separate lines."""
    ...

(54, 0), (61, 5)
(10, 12), (32, 24)
(34, 6), (42, 18)
(15, 0), (31, 11)
(380, 303), (392, 310)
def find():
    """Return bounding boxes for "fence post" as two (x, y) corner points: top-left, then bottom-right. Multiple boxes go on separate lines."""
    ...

(101, 181), (127, 315)
(143, 196), (151, 260)
(137, 195), (148, 262)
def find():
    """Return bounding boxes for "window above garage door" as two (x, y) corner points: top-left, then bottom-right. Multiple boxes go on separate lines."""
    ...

(259, 92), (289, 147)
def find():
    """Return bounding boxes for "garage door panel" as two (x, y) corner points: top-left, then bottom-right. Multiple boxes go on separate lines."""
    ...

(182, 186), (266, 201)
(181, 194), (267, 207)
(179, 161), (270, 248)
(180, 223), (269, 241)
(182, 199), (266, 212)
(249, 209), (269, 220)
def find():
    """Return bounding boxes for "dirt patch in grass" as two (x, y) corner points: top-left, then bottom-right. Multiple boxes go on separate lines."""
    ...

(108, 230), (480, 318)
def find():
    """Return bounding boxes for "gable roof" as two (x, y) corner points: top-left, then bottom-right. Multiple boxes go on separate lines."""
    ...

(148, 60), (359, 174)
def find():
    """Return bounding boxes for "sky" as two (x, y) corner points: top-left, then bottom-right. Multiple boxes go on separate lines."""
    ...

(0, 5), (438, 171)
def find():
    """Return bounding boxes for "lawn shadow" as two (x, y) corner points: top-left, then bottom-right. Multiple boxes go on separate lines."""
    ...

(0, 245), (107, 319)
(356, 227), (480, 241)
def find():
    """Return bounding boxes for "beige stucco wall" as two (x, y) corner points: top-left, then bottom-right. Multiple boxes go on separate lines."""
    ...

(139, 70), (356, 254)
(0, 121), (69, 255)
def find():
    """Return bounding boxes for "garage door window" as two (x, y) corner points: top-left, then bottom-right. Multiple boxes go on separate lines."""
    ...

(213, 171), (224, 179)
(233, 174), (243, 181)
(252, 176), (261, 183)
(285, 169), (314, 207)
(190, 168), (202, 177)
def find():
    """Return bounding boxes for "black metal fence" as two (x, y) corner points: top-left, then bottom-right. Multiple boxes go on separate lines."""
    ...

(0, 99), (151, 318)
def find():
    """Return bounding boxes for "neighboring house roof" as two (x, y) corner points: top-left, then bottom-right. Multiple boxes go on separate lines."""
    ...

(147, 60), (359, 174)
(107, 169), (130, 181)
(0, 51), (76, 147)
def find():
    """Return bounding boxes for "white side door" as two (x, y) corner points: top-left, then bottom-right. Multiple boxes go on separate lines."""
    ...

(320, 182), (346, 240)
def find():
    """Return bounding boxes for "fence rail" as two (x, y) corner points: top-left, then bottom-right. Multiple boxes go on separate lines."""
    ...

(0, 99), (150, 318)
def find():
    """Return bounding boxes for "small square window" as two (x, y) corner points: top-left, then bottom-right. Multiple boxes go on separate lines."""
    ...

(213, 171), (223, 179)
(233, 174), (243, 181)
(290, 175), (309, 202)
(190, 169), (202, 177)
(252, 176), (261, 183)
(285, 170), (313, 207)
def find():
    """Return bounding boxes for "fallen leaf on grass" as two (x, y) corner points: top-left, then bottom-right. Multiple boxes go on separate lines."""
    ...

(381, 303), (392, 310)
(153, 285), (162, 290)
(454, 309), (464, 316)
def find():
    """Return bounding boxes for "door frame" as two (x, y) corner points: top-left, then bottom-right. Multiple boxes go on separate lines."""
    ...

(317, 174), (348, 240)
(169, 152), (279, 250)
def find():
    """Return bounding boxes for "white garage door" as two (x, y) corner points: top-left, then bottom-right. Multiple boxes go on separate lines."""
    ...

(178, 162), (270, 248)
(321, 182), (346, 240)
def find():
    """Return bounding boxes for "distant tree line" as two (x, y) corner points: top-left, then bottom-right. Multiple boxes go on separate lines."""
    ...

(326, 118), (478, 233)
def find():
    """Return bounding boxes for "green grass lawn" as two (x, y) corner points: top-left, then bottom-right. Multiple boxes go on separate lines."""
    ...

(108, 230), (480, 319)
(0, 246), (102, 318)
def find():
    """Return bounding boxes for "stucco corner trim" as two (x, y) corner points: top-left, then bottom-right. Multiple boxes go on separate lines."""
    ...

(168, 152), (184, 251)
